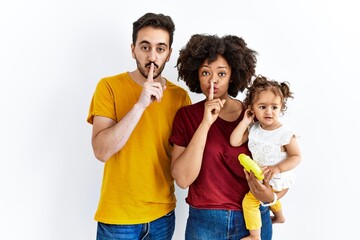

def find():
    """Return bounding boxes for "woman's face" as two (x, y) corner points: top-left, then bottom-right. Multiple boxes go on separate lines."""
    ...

(198, 55), (232, 100)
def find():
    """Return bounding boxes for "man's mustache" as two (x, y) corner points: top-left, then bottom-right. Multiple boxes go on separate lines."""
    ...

(145, 62), (159, 69)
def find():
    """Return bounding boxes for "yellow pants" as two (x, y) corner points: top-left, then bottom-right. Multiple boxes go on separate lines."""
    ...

(242, 191), (282, 230)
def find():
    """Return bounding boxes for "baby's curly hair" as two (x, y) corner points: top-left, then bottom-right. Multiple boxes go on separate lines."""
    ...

(176, 34), (257, 97)
(244, 75), (294, 111)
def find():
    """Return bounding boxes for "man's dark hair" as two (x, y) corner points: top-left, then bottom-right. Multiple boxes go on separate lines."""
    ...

(132, 13), (175, 47)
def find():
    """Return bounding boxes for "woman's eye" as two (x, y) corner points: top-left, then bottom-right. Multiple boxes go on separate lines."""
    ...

(201, 71), (209, 76)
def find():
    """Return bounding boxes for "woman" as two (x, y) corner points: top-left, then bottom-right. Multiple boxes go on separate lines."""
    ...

(170, 34), (285, 239)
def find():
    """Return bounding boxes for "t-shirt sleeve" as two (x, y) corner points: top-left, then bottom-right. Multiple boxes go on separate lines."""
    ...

(169, 108), (188, 147)
(280, 126), (299, 145)
(87, 78), (116, 124)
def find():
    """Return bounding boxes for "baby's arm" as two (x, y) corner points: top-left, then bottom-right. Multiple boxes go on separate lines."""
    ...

(262, 135), (301, 179)
(230, 109), (254, 147)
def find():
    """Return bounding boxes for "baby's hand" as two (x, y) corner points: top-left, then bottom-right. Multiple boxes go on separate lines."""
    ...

(262, 165), (281, 180)
(243, 109), (254, 125)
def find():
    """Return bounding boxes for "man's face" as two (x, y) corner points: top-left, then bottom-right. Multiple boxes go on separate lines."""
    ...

(131, 26), (172, 79)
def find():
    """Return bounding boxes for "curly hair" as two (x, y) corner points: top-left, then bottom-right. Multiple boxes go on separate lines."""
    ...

(244, 75), (294, 111)
(176, 34), (257, 97)
(132, 13), (175, 47)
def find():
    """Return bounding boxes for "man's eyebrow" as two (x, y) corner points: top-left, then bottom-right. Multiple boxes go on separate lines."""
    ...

(138, 40), (168, 48)
(138, 40), (150, 45)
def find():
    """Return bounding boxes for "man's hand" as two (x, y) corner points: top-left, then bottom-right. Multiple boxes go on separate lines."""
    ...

(137, 63), (164, 108)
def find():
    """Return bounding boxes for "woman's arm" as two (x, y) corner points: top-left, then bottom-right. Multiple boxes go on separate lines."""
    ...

(171, 98), (225, 189)
(171, 122), (210, 189)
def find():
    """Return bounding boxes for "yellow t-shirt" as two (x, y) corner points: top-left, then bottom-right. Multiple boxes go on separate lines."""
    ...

(87, 72), (191, 224)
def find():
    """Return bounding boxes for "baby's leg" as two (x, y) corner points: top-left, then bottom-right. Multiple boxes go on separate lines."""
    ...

(271, 208), (285, 224)
(241, 229), (261, 240)
(270, 198), (285, 224)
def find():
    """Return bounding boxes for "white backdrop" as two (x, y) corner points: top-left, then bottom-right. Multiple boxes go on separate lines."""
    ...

(1, 0), (359, 239)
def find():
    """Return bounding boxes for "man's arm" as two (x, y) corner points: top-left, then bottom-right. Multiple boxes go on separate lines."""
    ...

(91, 104), (146, 162)
(91, 63), (164, 162)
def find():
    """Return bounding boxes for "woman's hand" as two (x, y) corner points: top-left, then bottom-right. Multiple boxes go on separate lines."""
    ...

(202, 80), (226, 126)
(203, 99), (226, 126)
(244, 170), (286, 203)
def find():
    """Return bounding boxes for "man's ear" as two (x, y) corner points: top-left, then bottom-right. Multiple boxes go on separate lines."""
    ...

(131, 44), (135, 59)
(166, 48), (172, 62)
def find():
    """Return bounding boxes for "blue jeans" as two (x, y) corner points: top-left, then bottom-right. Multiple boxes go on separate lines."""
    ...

(96, 210), (175, 240)
(185, 206), (272, 240)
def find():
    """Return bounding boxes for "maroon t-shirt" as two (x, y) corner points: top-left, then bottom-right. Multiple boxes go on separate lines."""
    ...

(169, 100), (251, 210)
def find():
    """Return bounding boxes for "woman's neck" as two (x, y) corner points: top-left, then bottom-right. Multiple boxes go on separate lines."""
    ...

(219, 97), (243, 122)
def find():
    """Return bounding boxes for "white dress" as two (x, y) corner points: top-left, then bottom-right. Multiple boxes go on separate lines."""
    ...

(248, 122), (297, 191)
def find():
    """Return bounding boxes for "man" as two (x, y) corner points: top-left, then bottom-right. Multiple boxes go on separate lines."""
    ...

(87, 12), (191, 240)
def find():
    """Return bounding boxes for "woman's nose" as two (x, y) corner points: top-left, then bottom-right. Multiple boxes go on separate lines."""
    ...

(209, 78), (217, 84)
